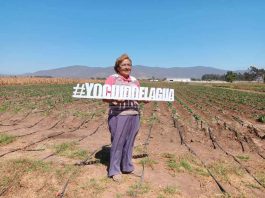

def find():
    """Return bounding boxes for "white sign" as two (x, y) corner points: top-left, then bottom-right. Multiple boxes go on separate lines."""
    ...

(72, 83), (174, 101)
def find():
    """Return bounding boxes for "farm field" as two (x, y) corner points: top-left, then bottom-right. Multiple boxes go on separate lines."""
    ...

(0, 80), (265, 198)
(209, 82), (265, 93)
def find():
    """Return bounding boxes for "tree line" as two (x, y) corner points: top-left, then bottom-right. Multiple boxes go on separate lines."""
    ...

(201, 66), (265, 83)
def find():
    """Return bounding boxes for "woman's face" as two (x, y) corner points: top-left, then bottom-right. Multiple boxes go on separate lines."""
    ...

(118, 59), (132, 78)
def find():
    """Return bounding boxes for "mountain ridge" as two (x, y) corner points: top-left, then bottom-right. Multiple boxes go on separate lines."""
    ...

(17, 65), (246, 79)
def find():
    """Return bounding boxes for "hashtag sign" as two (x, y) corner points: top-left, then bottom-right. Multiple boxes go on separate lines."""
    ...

(73, 84), (86, 97)
(72, 82), (175, 101)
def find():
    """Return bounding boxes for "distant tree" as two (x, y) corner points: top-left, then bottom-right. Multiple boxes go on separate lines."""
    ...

(243, 72), (254, 81)
(225, 71), (237, 83)
(95, 77), (105, 80)
(236, 73), (246, 81)
(201, 74), (225, 81)
(248, 66), (265, 83)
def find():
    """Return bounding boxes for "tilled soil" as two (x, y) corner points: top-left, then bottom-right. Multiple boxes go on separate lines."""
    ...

(0, 98), (264, 198)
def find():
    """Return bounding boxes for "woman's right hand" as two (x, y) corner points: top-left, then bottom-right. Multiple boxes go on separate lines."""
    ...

(103, 99), (124, 105)
(112, 100), (124, 105)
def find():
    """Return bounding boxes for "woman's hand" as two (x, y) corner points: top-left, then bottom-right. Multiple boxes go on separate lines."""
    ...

(112, 100), (124, 105)
(103, 99), (124, 105)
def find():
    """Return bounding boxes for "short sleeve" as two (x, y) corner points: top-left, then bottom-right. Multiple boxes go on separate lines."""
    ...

(105, 75), (116, 86)
(135, 80), (140, 88)
(104, 75), (116, 96)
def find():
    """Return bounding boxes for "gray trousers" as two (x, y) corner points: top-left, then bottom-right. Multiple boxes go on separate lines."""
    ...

(108, 114), (140, 177)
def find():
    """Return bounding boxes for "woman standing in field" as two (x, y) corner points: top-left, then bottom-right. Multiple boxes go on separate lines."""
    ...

(103, 54), (143, 182)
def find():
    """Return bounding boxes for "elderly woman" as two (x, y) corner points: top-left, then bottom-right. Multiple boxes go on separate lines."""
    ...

(103, 54), (142, 182)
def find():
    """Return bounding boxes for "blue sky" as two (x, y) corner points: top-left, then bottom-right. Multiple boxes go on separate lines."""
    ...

(0, 0), (265, 74)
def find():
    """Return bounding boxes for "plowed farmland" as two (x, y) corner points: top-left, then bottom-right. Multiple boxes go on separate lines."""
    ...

(0, 81), (264, 198)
